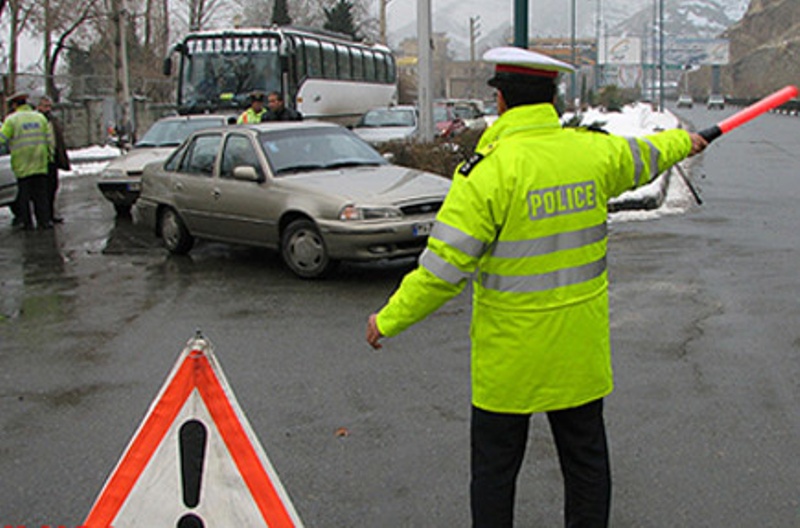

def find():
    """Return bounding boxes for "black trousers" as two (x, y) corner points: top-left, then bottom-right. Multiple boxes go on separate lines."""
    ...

(46, 162), (60, 219)
(15, 174), (51, 229)
(471, 399), (610, 528)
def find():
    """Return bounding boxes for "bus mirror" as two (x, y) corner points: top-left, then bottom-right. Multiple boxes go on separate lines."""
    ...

(163, 57), (173, 76)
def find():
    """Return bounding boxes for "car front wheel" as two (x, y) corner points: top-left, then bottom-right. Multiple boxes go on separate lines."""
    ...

(160, 207), (194, 254)
(281, 219), (337, 279)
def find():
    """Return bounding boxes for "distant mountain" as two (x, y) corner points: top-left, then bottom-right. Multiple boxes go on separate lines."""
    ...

(386, 0), (750, 60)
(721, 0), (800, 97)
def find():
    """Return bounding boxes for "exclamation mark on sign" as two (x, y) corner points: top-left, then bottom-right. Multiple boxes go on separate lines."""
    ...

(177, 419), (207, 528)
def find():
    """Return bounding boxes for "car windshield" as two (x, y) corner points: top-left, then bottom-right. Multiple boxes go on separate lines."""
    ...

(135, 118), (224, 148)
(261, 127), (388, 176)
(433, 106), (451, 122)
(359, 108), (416, 128)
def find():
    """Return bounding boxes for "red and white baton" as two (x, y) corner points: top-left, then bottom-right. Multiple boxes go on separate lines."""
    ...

(698, 85), (798, 143)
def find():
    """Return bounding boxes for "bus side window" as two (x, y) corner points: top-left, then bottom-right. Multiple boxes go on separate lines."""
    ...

(321, 41), (337, 79)
(375, 52), (386, 83)
(336, 44), (351, 80)
(305, 38), (322, 78)
(363, 50), (376, 82)
(293, 37), (306, 81)
(385, 54), (396, 83)
(351, 48), (364, 81)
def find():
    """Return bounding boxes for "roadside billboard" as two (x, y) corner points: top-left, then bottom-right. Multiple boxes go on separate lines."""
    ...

(664, 38), (730, 66)
(599, 36), (642, 65)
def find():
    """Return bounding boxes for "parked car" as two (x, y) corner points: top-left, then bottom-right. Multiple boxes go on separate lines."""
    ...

(707, 94), (725, 110)
(98, 114), (233, 215)
(447, 99), (488, 131)
(136, 121), (451, 278)
(352, 105), (418, 146)
(0, 144), (17, 209)
(433, 104), (468, 138)
(676, 94), (693, 108)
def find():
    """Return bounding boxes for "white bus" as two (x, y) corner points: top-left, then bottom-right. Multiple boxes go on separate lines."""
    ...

(163, 26), (398, 124)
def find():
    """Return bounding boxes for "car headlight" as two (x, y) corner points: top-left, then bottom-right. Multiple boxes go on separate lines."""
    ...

(101, 168), (127, 179)
(339, 205), (403, 221)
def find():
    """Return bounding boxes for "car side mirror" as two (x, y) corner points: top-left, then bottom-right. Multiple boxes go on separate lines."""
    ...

(233, 166), (264, 182)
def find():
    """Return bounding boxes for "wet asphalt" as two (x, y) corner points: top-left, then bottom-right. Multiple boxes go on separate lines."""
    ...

(0, 104), (798, 527)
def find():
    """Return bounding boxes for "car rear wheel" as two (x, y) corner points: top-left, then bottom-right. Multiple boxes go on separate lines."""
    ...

(160, 207), (194, 254)
(281, 219), (337, 279)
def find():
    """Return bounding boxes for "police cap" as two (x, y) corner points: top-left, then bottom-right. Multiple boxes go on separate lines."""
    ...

(7, 91), (29, 105)
(249, 90), (265, 102)
(484, 47), (574, 87)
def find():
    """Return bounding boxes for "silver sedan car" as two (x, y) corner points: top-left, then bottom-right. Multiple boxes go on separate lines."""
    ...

(0, 145), (17, 208)
(98, 114), (233, 216)
(136, 121), (451, 278)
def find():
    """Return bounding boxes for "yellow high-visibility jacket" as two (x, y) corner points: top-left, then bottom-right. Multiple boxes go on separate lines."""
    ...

(0, 104), (54, 178)
(376, 103), (692, 414)
(237, 107), (266, 124)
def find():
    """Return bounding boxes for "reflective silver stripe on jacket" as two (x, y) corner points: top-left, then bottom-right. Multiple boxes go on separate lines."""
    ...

(480, 256), (607, 293)
(9, 136), (49, 151)
(419, 248), (472, 284)
(430, 221), (486, 258)
(492, 223), (607, 259)
(626, 137), (661, 187)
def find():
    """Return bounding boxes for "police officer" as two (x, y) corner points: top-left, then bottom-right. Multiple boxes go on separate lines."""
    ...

(1, 92), (54, 230)
(365, 47), (708, 527)
(262, 91), (302, 122)
(237, 90), (267, 124)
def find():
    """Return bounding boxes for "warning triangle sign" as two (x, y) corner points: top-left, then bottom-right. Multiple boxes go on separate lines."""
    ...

(85, 335), (304, 527)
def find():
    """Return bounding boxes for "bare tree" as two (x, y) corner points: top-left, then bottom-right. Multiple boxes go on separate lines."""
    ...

(171, 0), (229, 32)
(3, 0), (36, 96)
(36, 0), (101, 99)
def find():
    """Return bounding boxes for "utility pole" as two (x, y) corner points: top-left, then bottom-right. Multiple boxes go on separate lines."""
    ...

(379, 0), (391, 45)
(112, 0), (133, 144)
(658, 0), (664, 112)
(417, 0), (434, 142)
(469, 16), (481, 99)
(570, 0), (577, 106)
(595, 0), (602, 91)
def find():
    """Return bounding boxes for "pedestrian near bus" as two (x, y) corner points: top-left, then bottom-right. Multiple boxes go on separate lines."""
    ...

(237, 90), (268, 124)
(365, 47), (708, 527)
(262, 91), (302, 122)
(37, 94), (71, 223)
(1, 92), (54, 230)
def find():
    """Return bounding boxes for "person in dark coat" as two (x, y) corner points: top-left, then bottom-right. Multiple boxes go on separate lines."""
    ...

(262, 91), (303, 122)
(37, 95), (71, 223)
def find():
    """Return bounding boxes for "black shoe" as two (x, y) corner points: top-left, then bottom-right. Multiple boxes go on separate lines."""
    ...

(38, 222), (54, 230)
(52, 216), (64, 224)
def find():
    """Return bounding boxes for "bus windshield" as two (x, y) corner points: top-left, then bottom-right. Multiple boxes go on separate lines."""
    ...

(179, 35), (282, 112)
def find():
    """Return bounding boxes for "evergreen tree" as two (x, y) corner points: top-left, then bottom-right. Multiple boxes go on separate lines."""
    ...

(272, 0), (292, 26)
(323, 0), (359, 40)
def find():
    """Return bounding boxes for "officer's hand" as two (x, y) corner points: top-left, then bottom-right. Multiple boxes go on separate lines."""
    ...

(366, 314), (384, 350)
(688, 132), (708, 157)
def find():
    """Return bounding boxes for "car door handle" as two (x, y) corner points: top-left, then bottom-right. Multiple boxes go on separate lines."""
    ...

(174, 182), (183, 191)
(212, 189), (221, 200)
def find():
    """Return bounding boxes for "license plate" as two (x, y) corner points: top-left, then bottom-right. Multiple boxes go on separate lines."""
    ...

(128, 182), (141, 192)
(413, 221), (433, 237)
